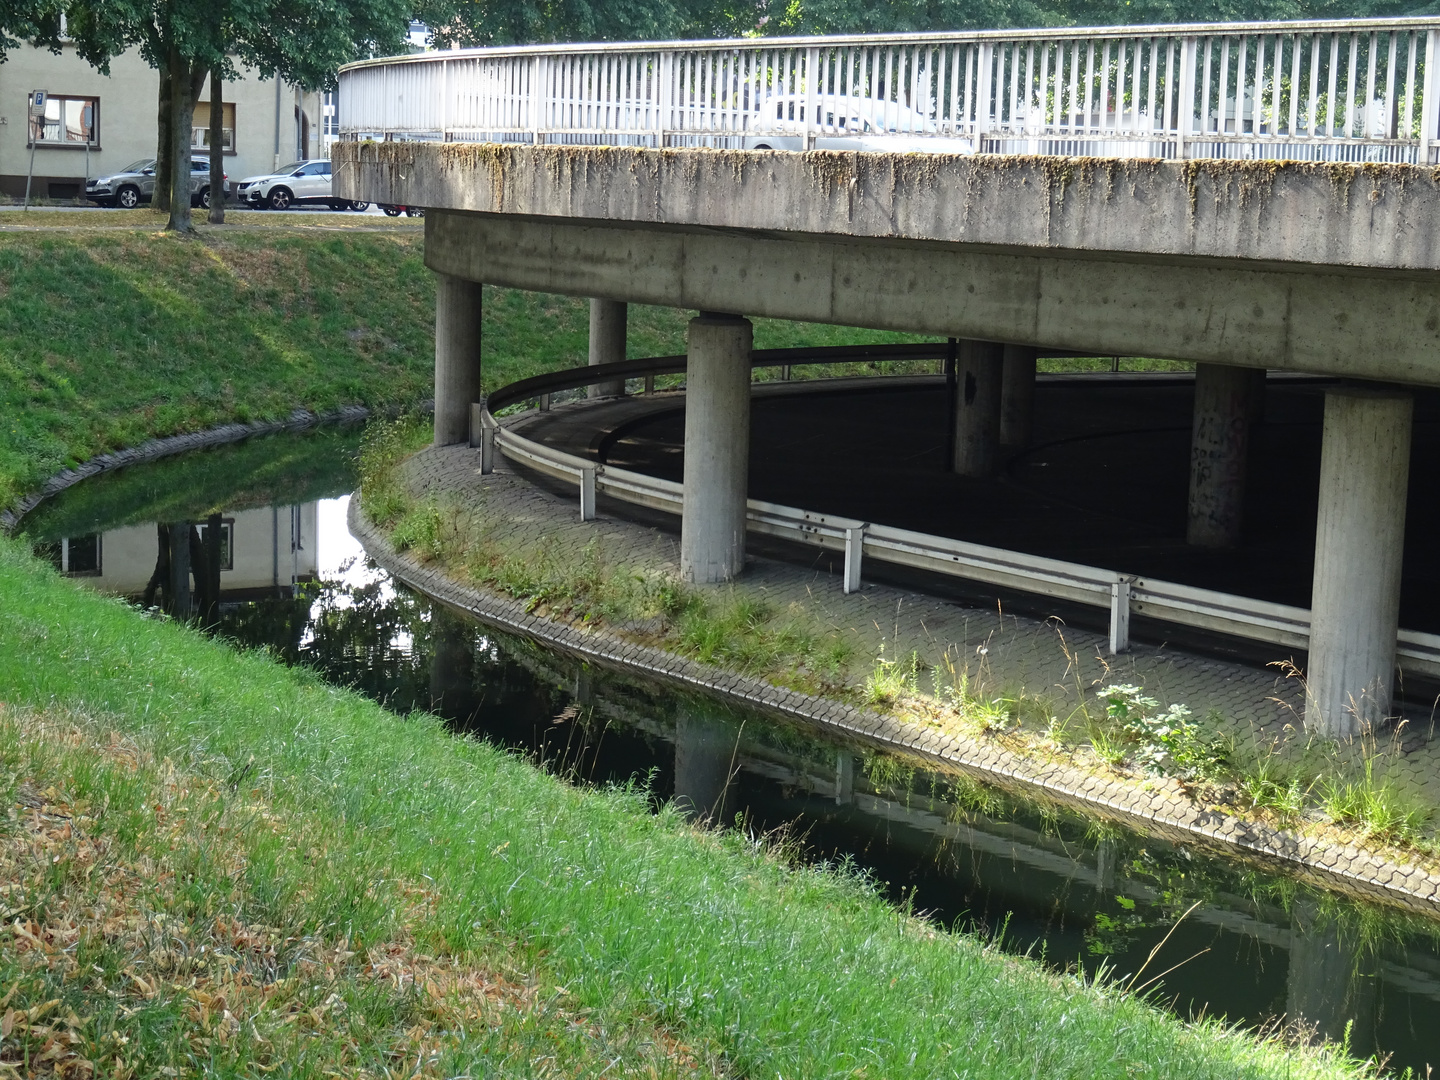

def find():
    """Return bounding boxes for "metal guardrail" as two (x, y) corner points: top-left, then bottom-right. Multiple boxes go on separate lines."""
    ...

(340, 18), (1440, 163)
(471, 346), (1440, 677)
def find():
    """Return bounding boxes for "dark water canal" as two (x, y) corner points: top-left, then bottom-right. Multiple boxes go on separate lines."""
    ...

(20, 424), (1440, 1076)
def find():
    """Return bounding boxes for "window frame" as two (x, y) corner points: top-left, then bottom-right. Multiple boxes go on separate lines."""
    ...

(191, 100), (237, 155)
(196, 518), (236, 572)
(27, 92), (100, 149)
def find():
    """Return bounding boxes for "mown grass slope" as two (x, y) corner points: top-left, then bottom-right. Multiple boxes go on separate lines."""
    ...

(0, 538), (1369, 1080)
(0, 221), (933, 509)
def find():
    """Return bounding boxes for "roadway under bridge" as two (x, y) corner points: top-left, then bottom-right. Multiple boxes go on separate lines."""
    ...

(335, 17), (1440, 739)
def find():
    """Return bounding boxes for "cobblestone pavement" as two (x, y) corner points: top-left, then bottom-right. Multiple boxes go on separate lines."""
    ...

(399, 424), (1440, 813)
(358, 456), (1440, 915)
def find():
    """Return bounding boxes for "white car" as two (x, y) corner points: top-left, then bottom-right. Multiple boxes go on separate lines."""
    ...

(236, 159), (367, 211)
(741, 94), (975, 154)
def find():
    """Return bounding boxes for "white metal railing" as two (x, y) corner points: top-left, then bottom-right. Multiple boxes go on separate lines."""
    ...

(340, 19), (1440, 163)
(470, 365), (1440, 678)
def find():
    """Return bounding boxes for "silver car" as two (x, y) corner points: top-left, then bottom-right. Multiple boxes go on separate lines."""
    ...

(85, 156), (225, 209)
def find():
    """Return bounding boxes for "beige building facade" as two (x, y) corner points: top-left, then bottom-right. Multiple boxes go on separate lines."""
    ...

(0, 42), (324, 201)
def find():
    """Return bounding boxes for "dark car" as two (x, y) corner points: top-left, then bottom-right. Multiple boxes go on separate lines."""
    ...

(86, 157), (226, 209)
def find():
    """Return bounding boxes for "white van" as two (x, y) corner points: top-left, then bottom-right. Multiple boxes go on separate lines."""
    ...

(741, 94), (975, 154)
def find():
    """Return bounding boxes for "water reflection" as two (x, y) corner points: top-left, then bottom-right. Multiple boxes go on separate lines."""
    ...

(18, 427), (1440, 1075)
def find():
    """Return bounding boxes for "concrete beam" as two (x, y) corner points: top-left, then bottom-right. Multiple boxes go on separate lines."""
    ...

(680, 313), (752, 584)
(1305, 387), (1413, 739)
(336, 142), (1440, 275)
(424, 210), (1440, 387)
(435, 273), (483, 447)
(588, 299), (627, 398)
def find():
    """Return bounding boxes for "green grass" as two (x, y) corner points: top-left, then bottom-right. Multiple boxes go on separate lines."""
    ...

(0, 537), (1372, 1079)
(0, 221), (1188, 513)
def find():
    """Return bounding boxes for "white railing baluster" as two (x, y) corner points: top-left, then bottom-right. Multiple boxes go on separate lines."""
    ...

(1347, 33), (1360, 137)
(1424, 29), (1440, 161)
(1385, 32), (1398, 138)
(1326, 33), (1340, 135)
(339, 19), (1440, 159)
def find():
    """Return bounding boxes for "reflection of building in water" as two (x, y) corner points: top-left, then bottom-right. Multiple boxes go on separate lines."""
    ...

(41, 503), (318, 601)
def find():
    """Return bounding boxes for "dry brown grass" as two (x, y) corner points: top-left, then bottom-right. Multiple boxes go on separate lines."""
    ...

(0, 707), (722, 1079)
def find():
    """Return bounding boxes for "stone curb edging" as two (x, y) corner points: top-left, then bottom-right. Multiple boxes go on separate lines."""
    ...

(0, 405), (379, 534)
(348, 496), (1440, 919)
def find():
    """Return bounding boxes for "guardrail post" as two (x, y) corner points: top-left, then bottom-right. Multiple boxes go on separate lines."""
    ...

(644, 373), (655, 395)
(480, 421), (495, 474)
(580, 465), (597, 521)
(538, 392), (551, 412)
(530, 55), (544, 144)
(1109, 578), (1132, 654)
(843, 524), (866, 594)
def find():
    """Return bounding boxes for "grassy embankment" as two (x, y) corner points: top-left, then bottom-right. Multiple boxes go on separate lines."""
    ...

(0, 540), (1370, 1079)
(0, 220), (1366, 1077)
(0, 213), (1184, 512)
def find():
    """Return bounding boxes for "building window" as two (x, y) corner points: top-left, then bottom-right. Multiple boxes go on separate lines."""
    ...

(29, 93), (98, 146)
(192, 101), (236, 152)
(196, 519), (235, 571)
(37, 534), (102, 576)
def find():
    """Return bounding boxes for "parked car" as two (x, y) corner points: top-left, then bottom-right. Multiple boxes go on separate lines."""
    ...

(740, 94), (975, 154)
(85, 157), (226, 209)
(236, 160), (365, 211)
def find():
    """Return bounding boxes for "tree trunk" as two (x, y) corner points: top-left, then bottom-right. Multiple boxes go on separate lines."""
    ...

(208, 66), (225, 224)
(167, 51), (206, 233)
(155, 68), (173, 213)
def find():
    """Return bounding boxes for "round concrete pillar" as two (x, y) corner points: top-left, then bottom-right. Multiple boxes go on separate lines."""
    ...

(1187, 363), (1261, 548)
(1000, 344), (1038, 447)
(674, 707), (739, 824)
(1285, 898), (1376, 1053)
(1305, 387), (1413, 739)
(680, 313), (752, 584)
(434, 273), (483, 447)
(588, 298), (628, 398)
(952, 339), (1005, 476)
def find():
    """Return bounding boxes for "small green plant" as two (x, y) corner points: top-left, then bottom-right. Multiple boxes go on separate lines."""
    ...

(864, 644), (920, 707)
(390, 500), (443, 558)
(1094, 685), (1227, 780)
(1320, 759), (1430, 843)
(1237, 752), (1308, 827)
(358, 413), (432, 527)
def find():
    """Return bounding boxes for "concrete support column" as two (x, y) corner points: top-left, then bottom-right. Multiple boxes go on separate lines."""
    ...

(1305, 387), (1413, 738)
(952, 339), (1005, 476)
(680, 313), (752, 584)
(1000, 344), (1038, 447)
(1187, 363), (1262, 547)
(588, 299), (628, 398)
(674, 706), (739, 824)
(1286, 898), (1377, 1052)
(434, 273), (483, 447)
